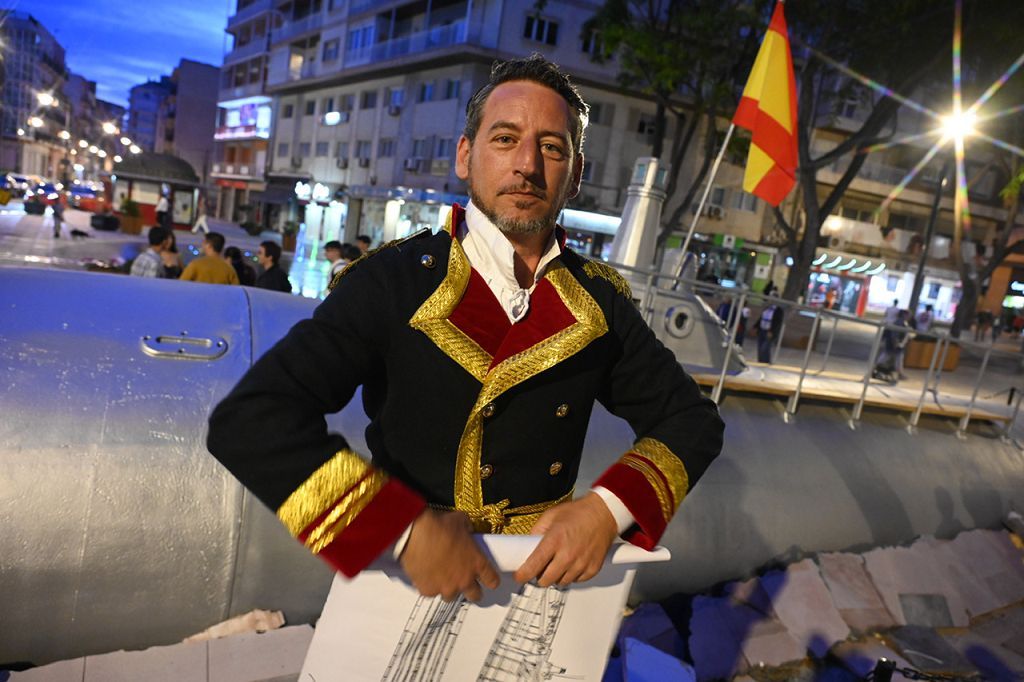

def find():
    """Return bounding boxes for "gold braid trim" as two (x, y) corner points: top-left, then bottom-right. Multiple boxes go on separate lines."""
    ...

(276, 449), (388, 553)
(431, 489), (575, 534)
(626, 437), (689, 522)
(408, 236), (492, 382)
(582, 260), (632, 300)
(453, 263), (607, 512)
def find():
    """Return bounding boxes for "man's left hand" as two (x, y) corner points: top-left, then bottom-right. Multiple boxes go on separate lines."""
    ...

(514, 492), (618, 587)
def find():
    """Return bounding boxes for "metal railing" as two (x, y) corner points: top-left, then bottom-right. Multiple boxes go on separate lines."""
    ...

(607, 260), (1024, 444)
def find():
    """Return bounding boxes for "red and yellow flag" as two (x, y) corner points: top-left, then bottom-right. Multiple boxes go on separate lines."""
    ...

(732, 0), (798, 206)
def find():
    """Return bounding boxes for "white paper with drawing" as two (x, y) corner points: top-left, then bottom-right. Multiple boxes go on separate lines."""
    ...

(300, 536), (669, 681)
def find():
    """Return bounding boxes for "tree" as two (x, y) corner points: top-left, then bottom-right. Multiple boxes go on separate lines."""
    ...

(583, 0), (771, 255)
(774, 0), (1024, 311)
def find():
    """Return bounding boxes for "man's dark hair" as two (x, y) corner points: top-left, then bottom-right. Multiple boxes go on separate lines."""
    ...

(343, 243), (362, 261)
(260, 240), (282, 265)
(206, 232), (226, 254)
(224, 246), (243, 263)
(355, 235), (371, 247)
(463, 54), (589, 155)
(147, 225), (170, 246)
(324, 240), (342, 252)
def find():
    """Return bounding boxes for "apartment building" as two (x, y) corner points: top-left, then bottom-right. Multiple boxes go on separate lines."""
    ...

(127, 78), (174, 153)
(154, 60), (220, 185)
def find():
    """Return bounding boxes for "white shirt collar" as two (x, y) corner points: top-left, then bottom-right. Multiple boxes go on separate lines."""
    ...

(460, 201), (562, 323)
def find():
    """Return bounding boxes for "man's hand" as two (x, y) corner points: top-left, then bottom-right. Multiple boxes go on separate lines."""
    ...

(399, 509), (500, 602)
(514, 493), (618, 587)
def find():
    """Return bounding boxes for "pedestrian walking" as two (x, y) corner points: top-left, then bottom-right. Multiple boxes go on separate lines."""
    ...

(51, 196), (65, 239)
(155, 194), (170, 230)
(757, 303), (783, 363)
(191, 194), (210, 235)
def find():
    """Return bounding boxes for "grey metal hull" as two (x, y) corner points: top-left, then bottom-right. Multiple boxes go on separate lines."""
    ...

(1, 268), (1022, 665)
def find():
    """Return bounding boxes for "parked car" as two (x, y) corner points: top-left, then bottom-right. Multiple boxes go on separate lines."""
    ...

(68, 184), (107, 212)
(27, 182), (61, 206)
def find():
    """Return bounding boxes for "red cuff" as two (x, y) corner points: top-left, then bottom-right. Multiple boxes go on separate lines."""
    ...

(593, 462), (667, 550)
(312, 478), (426, 577)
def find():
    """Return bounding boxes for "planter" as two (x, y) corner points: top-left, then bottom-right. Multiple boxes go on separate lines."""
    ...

(905, 337), (960, 371)
(282, 233), (297, 252)
(118, 214), (144, 235)
(90, 214), (120, 231)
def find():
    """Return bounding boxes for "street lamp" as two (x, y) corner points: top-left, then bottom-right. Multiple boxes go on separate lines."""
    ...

(940, 110), (977, 141)
(129, 144), (141, 154)
(120, 136), (132, 146)
(58, 130), (70, 140)
(101, 121), (119, 136)
(27, 116), (43, 128)
(36, 92), (55, 107)
(78, 140), (88, 149)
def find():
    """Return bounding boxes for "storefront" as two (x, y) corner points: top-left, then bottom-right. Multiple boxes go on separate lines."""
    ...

(111, 153), (200, 229)
(864, 264), (960, 322)
(678, 233), (776, 292)
(805, 249), (884, 317)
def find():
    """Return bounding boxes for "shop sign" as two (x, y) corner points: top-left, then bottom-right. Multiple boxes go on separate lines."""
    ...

(295, 181), (312, 200)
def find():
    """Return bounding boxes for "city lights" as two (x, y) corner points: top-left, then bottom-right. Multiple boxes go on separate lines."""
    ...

(102, 122), (119, 135)
(113, 155), (123, 163)
(16, 128), (24, 136)
(940, 110), (977, 141)
(120, 136), (132, 146)
(78, 140), (88, 148)
(27, 116), (43, 128)
(88, 145), (98, 153)
(36, 92), (54, 107)
(129, 144), (141, 154)
(97, 150), (107, 158)
(58, 130), (71, 140)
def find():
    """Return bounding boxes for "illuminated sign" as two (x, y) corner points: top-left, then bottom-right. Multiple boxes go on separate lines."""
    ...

(294, 181), (312, 200)
(312, 183), (331, 201)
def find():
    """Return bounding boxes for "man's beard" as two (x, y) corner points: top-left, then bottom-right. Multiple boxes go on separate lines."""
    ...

(467, 159), (567, 235)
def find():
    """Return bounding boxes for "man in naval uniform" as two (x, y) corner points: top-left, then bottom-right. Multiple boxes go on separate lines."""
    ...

(207, 55), (723, 602)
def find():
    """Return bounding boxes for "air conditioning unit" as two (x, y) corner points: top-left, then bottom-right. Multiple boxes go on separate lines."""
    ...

(828, 235), (844, 249)
(388, 105), (402, 116)
(706, 204), (725, 220)
(357, 157), (370, 168)
(290, 156), (302, 168)
(336, 157), (349, 169)
(404, 158), (421, 172)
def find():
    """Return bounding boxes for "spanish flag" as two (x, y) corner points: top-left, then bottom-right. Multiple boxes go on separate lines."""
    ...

(732, 0), (798, 206)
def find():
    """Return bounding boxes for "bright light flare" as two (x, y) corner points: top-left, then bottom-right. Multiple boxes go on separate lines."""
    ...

(36, 92), (54, 107)
(113, 155), (123, 163)
(78, 140), (89, 148)
(120, 136), (132, 146)
(129, 144), (141, 154)
(102, 122), (119, 135)
(58, 130), (70, 140)
(940, 110), (977, 141)
(27, 116), (43, 128)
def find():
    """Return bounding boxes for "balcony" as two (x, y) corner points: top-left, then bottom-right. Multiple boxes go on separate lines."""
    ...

(211, 162), (265, 180)
(218, 81), (269, 104)
(270, 13), (324, 45)
(227, 0), (273, 29)
(224, 39), (269, 65)
(214, 124), (270, 141)
(345, 20), (467, 67)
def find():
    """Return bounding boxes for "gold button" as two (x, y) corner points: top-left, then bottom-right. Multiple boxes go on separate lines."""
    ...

(481, 402), (496, 418)
(555, 403), (570, 418)
(420, 254), (436, 269)
(480, 464), (494, 479)
(549, 461), (563, 476)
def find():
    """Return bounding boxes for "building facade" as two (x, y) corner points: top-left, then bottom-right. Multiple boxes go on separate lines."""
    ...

(154, 59), (220, 186)
(127, 78), (174, 153)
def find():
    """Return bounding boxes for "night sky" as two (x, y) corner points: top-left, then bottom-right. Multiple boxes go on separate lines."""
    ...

(10, 0), (232, 108)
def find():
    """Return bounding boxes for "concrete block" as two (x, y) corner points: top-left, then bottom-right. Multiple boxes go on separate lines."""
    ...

(739, 618), (806, 668)
(917, 536), (1002, 620)
(688, 596), (750, 681)
(941, 630), (1024, 678)
(7, 658), (85, 682)
(948, 530), (1024, 608)
(622, 637), (695, 682)
(723, 576), (774, 616)
(760, 559), (850, 657)
(887, 626), (974, 674)
(862, 544), (969, 627)
(818, 552), (896, 633)
(207, 624), (313, 682)
(83, 640), (207, 682)
(617, 603), (685, 661)
(971, 604), (1024, 654)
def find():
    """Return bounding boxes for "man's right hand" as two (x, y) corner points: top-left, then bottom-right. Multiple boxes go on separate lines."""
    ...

(399, 509), (500, 602)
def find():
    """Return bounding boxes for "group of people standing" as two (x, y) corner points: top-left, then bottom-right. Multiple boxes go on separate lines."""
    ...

(715, 280), (784, 364)
(129, 225), (292, 294)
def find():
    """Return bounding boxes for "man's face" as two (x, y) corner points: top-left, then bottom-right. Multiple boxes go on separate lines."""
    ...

(257, 246), (271, 268)
(455, 80), (583, 236)
(203, 240), (215, 257)
(325, 247), (341, 263)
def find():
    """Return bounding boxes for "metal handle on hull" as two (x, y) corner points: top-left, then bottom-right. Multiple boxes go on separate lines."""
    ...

(140, 332), (228, 360)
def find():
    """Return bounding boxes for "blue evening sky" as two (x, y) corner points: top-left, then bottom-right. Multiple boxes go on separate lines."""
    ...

(8, 0), (232, 108)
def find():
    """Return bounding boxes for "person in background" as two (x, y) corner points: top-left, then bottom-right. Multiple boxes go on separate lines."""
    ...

(51, 195), (65, 239)
(915, 304), (934, 333)
(155, 193), (170, 230)
(130, 226), (173, 277)
(255, 240), (292, 293)
(161, 230), (184, 279)
(224, 246), (256, 286)
(757, 302), (784, 363)
(191, 194), (210, 235)
(179, 232), (240, 285)
(355, 234), (372, 254)
(324, 240), (348, 282)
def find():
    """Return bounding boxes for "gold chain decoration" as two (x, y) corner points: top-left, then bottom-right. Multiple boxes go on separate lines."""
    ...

(582, 259), (633, 300)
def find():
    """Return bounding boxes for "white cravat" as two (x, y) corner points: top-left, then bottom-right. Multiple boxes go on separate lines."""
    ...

(459, 201), (563, 323)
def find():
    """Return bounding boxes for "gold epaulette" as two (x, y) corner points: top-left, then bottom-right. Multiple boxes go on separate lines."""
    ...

(581, 259), (632, 300)
(327, 228), (431, 292)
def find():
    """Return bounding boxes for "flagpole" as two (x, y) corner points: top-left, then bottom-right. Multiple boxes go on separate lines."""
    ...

(672, 121), (736, 284)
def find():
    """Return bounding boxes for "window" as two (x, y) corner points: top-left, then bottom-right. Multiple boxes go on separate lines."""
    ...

(322, 38), (340, 62)
(378, 138), (395, 157)
(305, 100), (316, 116)
(277, 142), (289, 157)
(299, 142), (311, 156)
(389, 88), (404, 107)
(581, 160), (600, 182)
(436, 137), (454, 158)
(589, 102), (603, 126)
(336, 141), (349, 158)
(347, 25), (374, 52)
(356, 140), (372, 158)
(361, 90), (377, 109)
(841, 206), (875, 223)
(580, 29), (602, 55)
(411, 138), (429, 158)
(315, 141), (329, 156)
(637, 114), (657, 136)
(282, 104), (294, 119)
(323, 96), (334, 113)
(339, 93), (355, 111)
(523, 15), (559, 45)
(418, 81), (434, 103)
(710, 186), (726, 206)
(732, 193), (759, 212)
(444, 79), (460, 100)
